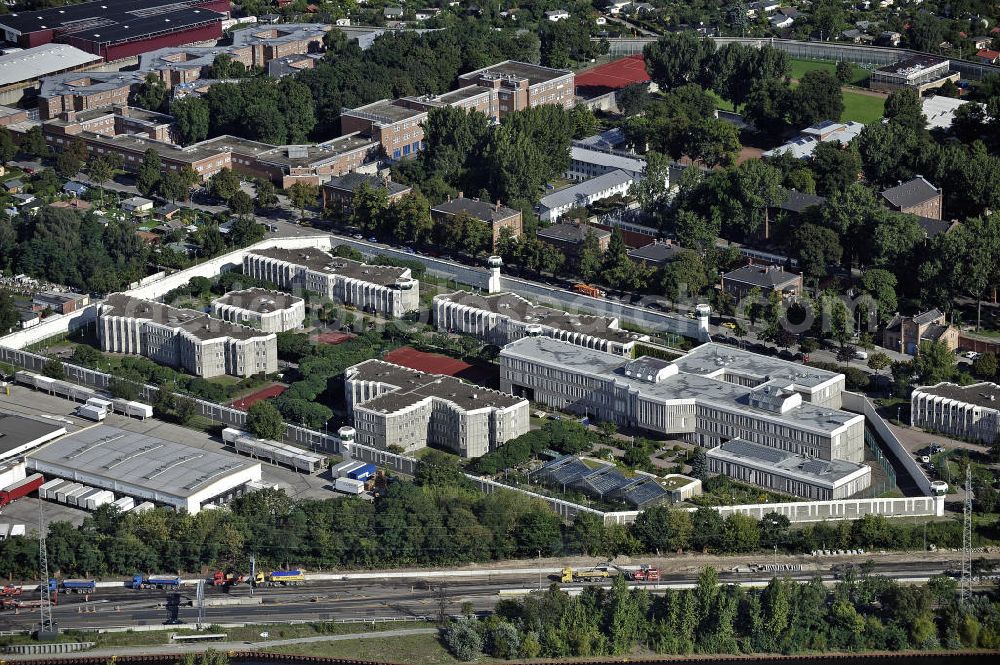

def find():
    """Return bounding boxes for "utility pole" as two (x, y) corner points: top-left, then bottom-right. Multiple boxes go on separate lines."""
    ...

(961, 464), (973, 607)
(196, 579), (206, 629)
(537, 550), (542, 591)
(36, 501), (57, 640)
(250, 553), (256, 597)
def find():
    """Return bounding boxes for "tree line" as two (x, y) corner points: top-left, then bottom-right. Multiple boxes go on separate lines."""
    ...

(444, 566), (999, 660)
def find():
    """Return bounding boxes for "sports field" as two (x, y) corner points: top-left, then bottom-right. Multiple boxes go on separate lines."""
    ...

(788, 57), (870, 86)
(576, 54), (650, 96)
(229, 384), (287, 411)
(313, 330), (355, 345)
(384, 346), (497, 387)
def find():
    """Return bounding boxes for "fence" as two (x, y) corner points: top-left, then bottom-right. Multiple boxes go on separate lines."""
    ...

(842, 391), (933, 497)
(464, 475), (605, 521)
(604, 37), (1000, 81)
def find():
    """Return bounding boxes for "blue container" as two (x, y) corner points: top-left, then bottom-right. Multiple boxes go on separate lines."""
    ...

(347, 463), (376, 482)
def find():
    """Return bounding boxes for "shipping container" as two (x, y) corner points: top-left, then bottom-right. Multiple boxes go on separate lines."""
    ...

(55, 483), (83, 503)
(61, 579), (97, 592)
(8, 525), (25, 537)
(86, 490), (114, 511)
(38, 478), (67, 501)
(112, 497), (135, 512)
(75, 488), (103, 509)
(86, 397), (113, 412)
(64, 485), (93, 506)
(346, 463), (377, 482)
(335, 477), (365, 495)
(222, 427), (242, 444)
(115, 400), (153, 419)
(0, 524), (9, 540)
(231, 432), (327, 473)
(132, 501), (155, 513)
(0, 473), (44, 508)
(330, 460), (364, 479)
(0, 461), (27, 490)
(77, 405), (106, 422)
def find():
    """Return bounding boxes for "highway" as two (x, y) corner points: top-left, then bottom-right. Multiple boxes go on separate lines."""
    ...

(0, 557), (989, 633)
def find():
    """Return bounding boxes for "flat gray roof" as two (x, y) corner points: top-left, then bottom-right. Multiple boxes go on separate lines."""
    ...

(707, 438), (869, 487)
(212, 288), (302, 313)
(916, 381), (1000, 410)
(501, 337), (859, 433)
(348, 359), (524, 413)
(538, 169), (635, 211)
(343, 99), (426, 124)
(431, 196), (520, 224)
(0, 413), (66, 457)
(459, 59), (572, 86)
(434, 290), (644, 345)
(27, 425), (259, 500)
(102, 294), (273, 342)
(231, 23), (329, 46)
(0, 44), (103, 87)
(570, 146), (646, 174)
(39, 71), (142, 99)
(248, 247), (410, 286)
(722, 263), (801, 289)
(537, 222), (611, 243)
(673, 342), (840, 391)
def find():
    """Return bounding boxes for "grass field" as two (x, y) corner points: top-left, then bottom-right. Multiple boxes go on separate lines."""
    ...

(788, 58), (870, 86)
(841, 89), (886, 123)
(267, 632), (461, 663)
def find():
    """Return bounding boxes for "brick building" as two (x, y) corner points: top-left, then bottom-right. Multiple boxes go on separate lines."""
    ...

(340, 99), (428, 161)
(321, 173), (412, 209)
(880, 176), (943, 220)
(456, 60), (575, 118)
(431, 196), (523, 245)
(721, 263), (803, 301)
(882, 308), (958, 356)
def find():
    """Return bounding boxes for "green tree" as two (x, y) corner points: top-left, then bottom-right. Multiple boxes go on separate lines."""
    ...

(790, 70), (844, 127)
(685, 118), (740, 168)
(246, 401), (285, 440)
(389, 191), (433, 246)
(41, 358), (65, 379)
(22, 126), (49, 159)
(444, 617), (483, 660)
(867, 351), (892, 377)
(835, 60), (854, 84)
(643, 32), (714, 89)
(133, 73), (168, 112)
(135, 149), (162, 197)
(575, 229), (603, 283)
(228, 190), (255, 216)
(972, 352), (998, 379)
(288, 181), (319, 219)
(884, 87), (927, 133)
(85, 154), (116, 203)
(254, 179), (278, 208)
(913, 340), (957, 385)
(792, 224), (843, 278)
(810, 142), (861, 196)
(171, 97), (210, 145)
(0, 127), (16, 165)
(570, 104), (598, 139)
(860, 269), (898, 322)
(673, 210), (719, 255)
(208, 168), (241, 202)
(0, 290), (18, 333)
(349, 181), (390, 234)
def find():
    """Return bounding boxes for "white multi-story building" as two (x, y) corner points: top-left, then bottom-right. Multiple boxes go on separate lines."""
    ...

(706, 439), (871, 500)
(536, 169), (637, 222)
(911, 381), (1000, 444)
(243, 248), (419, 318)
(500, 337), (863, 462)
(433, 290), (649, 356)
(98, 294), (277, 378)
(211, 288), (305, 334)
(344, 359), (529, 458)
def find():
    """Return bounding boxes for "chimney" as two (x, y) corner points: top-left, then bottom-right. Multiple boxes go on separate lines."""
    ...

(458, 191), (464, 199)
(495, 200), (501, 211)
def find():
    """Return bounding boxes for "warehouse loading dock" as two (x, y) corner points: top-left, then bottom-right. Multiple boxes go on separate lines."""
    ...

(27, 425), (262, 514)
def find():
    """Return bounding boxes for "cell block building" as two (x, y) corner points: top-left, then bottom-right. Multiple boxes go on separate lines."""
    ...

(98, 294), (277, 378)
(433, 290), (649, 356)
(500, 337), (863, 463)
(344, 359), (529, 458)
(243, 248), (419, 318)
(210, 288), (305, 334)
(910, 381), (1000, 445)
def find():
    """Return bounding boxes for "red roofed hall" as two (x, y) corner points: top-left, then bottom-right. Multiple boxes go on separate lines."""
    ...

(575, 55), (651, 98)
(976, 49), (1000, 64)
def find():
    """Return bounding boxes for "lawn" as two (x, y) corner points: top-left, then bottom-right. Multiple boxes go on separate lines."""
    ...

(841, 90), (886, 124)
(788, 58), (870, 86)
(266, 632), (461, 664)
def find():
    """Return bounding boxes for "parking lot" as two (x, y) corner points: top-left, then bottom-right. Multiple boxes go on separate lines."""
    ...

(0, 383), (344, 526)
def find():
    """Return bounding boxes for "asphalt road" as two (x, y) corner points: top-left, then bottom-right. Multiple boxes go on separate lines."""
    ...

(1, 557), (988, 634)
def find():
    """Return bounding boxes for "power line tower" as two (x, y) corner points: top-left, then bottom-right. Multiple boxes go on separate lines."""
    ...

(196, 579), (206, 629)
(961, 464), (973, 607)
(36, 502), (58, 640)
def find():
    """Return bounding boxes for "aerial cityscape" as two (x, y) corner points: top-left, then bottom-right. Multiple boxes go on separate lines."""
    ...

(0, 0), (998, 664)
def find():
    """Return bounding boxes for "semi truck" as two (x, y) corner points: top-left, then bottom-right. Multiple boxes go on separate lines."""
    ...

(132, 574), (182, 590)
(61, 579), (97, 593)
(560, 567), (609, 583)
(335, 477), (365, 495)
(210, 571), (245, 586)
(253, 570), (305, 587)
(0, 473), (44, 509)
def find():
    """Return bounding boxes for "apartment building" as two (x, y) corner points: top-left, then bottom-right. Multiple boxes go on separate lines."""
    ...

(880, 176), (944, 220)
(230, 23), (330, 68)
(500, 337), (862, 462)
(344, 359), (529, 457)
(536, 170), (636, 222)
(37, 71), (141, 120)
(98, 294), (278, 379)
(211, 288), (306, 334)
(911, 381), (1000, 444)
(243, 248), (420, 318)
(706, 438), (871, 500)
(433, 290), (650, 356)
(339, 99), (428, 160)
(456, 60), (575, 119)
(882, 308), (958, 356)
(43, 106), (174, 142)
(567, 144), (646, 181)
(430, 196), (523, 245)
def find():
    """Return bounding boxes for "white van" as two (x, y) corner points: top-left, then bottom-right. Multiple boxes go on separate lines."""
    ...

(854, 350), (868, 360)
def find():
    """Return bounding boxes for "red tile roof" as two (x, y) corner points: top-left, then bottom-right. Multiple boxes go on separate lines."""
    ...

(575, 55), (651, 97)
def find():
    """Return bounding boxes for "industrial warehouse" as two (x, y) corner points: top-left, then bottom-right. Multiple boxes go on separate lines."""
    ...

(26, 425), (262, 514)
(0, 413), (67, 464)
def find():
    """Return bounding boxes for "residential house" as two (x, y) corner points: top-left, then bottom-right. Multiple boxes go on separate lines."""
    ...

(62, 181), (88, 197)
(121, 196), (155, 216)
(770, 14), (794, 28)
(383, 6), (404, 19)
(880, 176), (943, 220)
(156, 203), (182, 221)
(3, 178), (23, 194)
(721, 263), (803, 301)
(883, 308), (958, 355)
(321, 173), (412, 209)
(414, 8), (441, 20)
(537, 221), (612, 255)
(431, 196), (523, 246)
(627, 239), (683, 267)
(879, 31), (902, 47)
(976, 49), (1000, 64)
(971, 36), (993, 49)
(545, 9), (570, 21)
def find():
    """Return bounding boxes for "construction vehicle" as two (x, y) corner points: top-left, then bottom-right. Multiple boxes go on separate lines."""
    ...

(254, 570), (305, 587)
(560, 567), (609, 583)
(131, 574), (181, 590)
(633, 565), (660, 582)
(573, 283), (607, 299)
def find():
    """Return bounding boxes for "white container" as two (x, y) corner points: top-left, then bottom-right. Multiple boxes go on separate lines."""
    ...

(112, 496), (135, 512)
(77, 404), (106, 422)
(86, 490), (114, 510)
(222, 427), (244, 444)
(65, 485), (92, 506)
(335, 477), (365, 495)
(132, 501), (155, 513)
(8, 524), (25, 537)
(0, 524), (9, 539)
(86, 397), (113, 412)
(38, 478), (66, 500)
(76, 488), (103, 508)
(55, 482), (83, 503)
